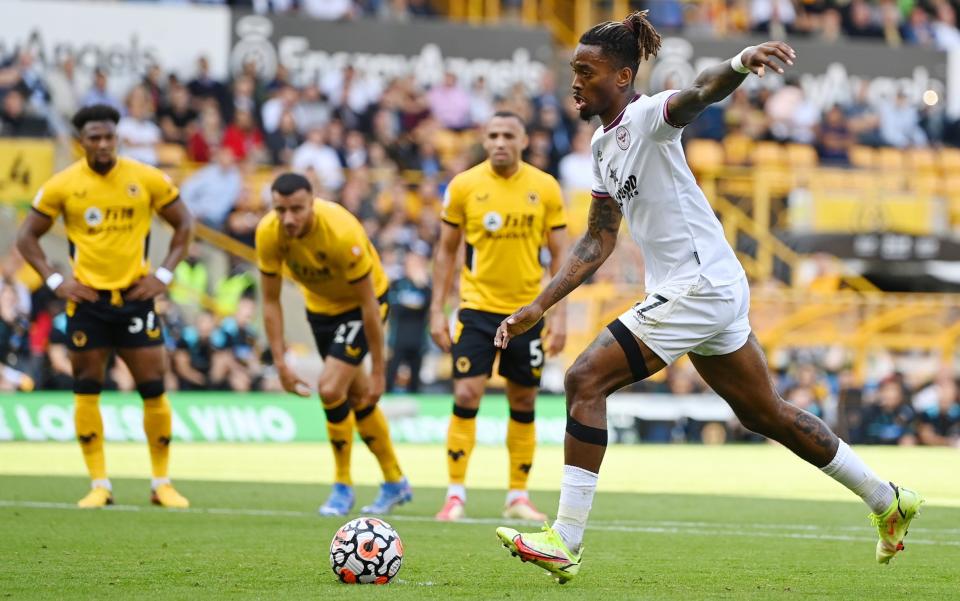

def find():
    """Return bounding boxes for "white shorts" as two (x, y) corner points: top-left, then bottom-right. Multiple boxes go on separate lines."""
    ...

(615, 275), (751, 366)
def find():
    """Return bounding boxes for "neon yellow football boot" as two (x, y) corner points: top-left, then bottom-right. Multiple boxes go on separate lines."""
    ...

(870, 483), (923, 564)
(496, 525), (582, 584)
(77, 486), (113, 508)
(151, 483), (190, 509)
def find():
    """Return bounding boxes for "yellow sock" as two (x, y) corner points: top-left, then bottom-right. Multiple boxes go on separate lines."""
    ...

(143, 394), (172, 479)
(74, 394), (107, 481)
(447, 406), (478, 486)
(324, 398), (355, 486)
(355, 405), (403, 482)
(507, 410), (536, 491)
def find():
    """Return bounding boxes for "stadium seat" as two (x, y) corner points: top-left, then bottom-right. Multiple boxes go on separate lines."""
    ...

(907, 148), (937, 174)
(786, 143), (818, 168)
(722, 132), (753, 165)
(751, 141), (786, 166)
(848, 145), (876, 169)
(938, 147), (960, 174)
(877, 147), (905, 171)
(685, 139), (724, 173)
(156, 143), (186, 168)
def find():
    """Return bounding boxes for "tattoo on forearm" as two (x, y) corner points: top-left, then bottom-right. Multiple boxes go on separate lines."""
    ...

(545, 198), (620, 306)
(793, 411), (837, 452)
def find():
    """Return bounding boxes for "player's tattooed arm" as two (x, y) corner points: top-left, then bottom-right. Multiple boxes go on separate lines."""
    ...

(666, 41), (796, 127)
(542, 195), (621, 309)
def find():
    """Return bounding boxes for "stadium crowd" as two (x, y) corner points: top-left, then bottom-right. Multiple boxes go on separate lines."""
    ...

(86, 0), (960, 51)
(1, 8), (959, 447)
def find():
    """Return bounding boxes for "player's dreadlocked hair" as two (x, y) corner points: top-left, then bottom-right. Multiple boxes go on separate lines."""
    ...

(579, 10), (662, 80)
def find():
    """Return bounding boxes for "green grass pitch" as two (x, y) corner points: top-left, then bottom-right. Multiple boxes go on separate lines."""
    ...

(2, 443), (958, 600)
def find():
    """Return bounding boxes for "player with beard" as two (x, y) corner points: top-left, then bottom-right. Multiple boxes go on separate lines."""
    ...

(493, 11), (922, 582)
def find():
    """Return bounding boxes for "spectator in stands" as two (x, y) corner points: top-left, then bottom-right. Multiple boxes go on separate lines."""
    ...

(932, 0), (960, 50)
(215, 259), (257, 317)
(44, 311), (73, 390)
(765, 77), (817, 144)
(261, 84), (302, 134)
(469, 76), (495, 127)
(187, 56), (228, 115)
(81, 68), (122, 112)
(225, 74), (258, 125)
(158, 84), (197, 146)
(750, 0), (797, 34)
(386, 241), (432, 393)
(816, 104), (854, 165)
(903, 5), (937, 46)
(299, 84), (333, 130)
(171, 245), (209, 309)
(291, 125), (346, 191)
(645, 0), (685, 31)
(173, 310), (229, 391)
(842, 0), (885, 39)
(141, 64), (166, 113)
(0, 281), (32, 390)
(916, 374), (960, 446)
(845, 82), (882, 146)
(266, 110), (303, 165)
(784, 385), (824, 419)
(558, 123), (593, 192)
(427, 72), (471, 130)
(45, 54), (81, 127)
(0, 89), (51, 137)
(214, 296), (262, 392)
(222, 107), (265, 163)
(879, 91), (928, 148)
(226, 190), (266, 247)
(859, 375), (917, 445)
(187, 104), (224, 162)
(181, 146), (243, 230)
(117, 86), (162, 165)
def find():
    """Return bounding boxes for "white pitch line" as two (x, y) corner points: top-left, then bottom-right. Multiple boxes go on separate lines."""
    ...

(2, 500), (958, 548)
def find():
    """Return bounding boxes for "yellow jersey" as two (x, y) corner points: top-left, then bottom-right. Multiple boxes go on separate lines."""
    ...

(31, 157), (180, 290)
(441, 160), (566, 315)
(255, 199), (389, 315)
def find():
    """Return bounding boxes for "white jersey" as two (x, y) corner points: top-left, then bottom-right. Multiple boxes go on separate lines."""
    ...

(590, 91), (744, 290)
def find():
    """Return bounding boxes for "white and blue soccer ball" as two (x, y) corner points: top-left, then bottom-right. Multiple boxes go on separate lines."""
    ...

(329, 517), (404, 584)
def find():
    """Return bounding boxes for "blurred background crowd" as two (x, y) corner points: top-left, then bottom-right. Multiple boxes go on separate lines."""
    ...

(1, 0), (958, 448)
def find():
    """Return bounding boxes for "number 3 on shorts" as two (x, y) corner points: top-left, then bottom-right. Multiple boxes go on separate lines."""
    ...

(529, 339), (544, 368)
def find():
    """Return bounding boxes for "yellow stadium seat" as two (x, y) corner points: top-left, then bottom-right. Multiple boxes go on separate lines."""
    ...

(722, 133), (753, 165)
(156, 143), (186, 167)
(786, 143), (818, 168)
(848, 145), (876, 169)
(751, 141), (786, 166)
(685, 139), (724, 173)
(907, 148), (937, 174)
(939, 148), (960, 174)
(877, 147), (905, 171)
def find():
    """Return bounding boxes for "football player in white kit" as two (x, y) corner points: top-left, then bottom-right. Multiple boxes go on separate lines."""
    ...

(493, 10), (922, 583)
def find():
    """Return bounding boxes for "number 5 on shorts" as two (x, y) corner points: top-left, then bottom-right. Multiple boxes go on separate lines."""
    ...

(529, 339), (544, 368)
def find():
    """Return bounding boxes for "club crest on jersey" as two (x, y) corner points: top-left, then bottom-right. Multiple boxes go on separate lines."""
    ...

(127, 183), (140, 197)
(482, 211), (503, 232)
(527, 191), (539, 205)
(615, 126), (630, 150)
(83, 206), (103, 227)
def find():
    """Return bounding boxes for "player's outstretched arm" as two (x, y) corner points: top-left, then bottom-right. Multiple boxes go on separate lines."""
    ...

(428, 222), (462, 352)
(128, 198), (194, 301)
(16, 210), (97, 303)
(353, 274), (386, 406)
(665, 41), (796, 127)
(495, 196), (620, 349)
(261, 271), (309, 397)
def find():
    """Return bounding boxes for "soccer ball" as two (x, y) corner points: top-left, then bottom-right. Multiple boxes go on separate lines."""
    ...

(329, 517), (404, 584)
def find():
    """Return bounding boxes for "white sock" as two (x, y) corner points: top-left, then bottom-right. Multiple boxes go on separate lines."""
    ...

(151, 477), (171, 490)
(820, 439), (894, 514)
(552, 465), (598, 553)
(447, 484), (466, 502)
(92, 478), (112, 491)
(506, 489), (528, 505)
